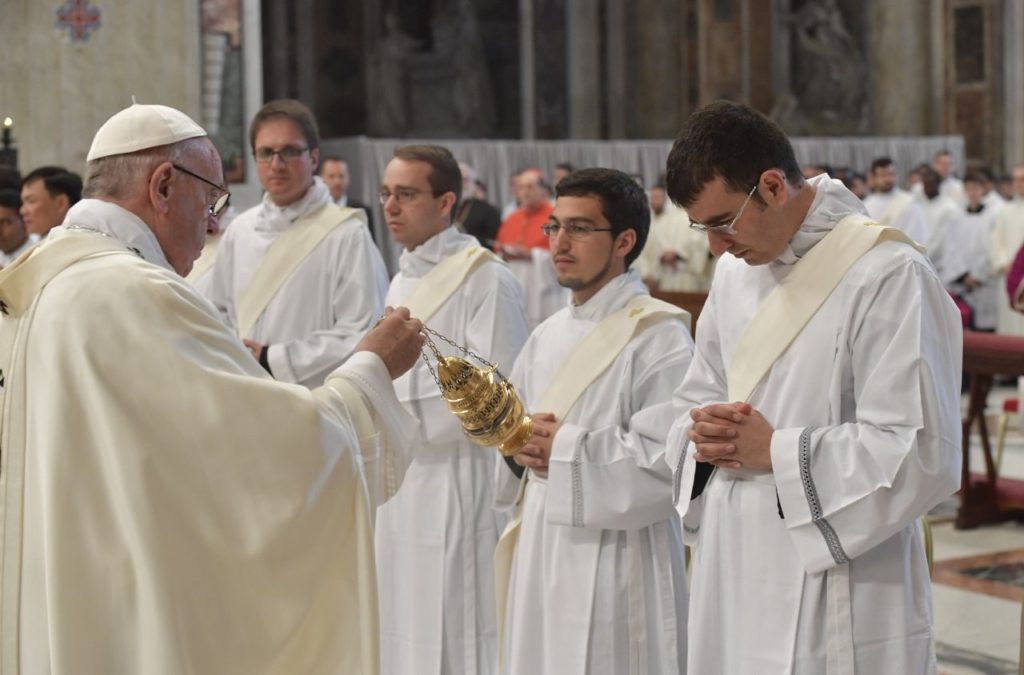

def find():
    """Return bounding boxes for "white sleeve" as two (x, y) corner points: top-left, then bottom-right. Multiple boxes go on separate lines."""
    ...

(664, 287), (729, 515)
(544, 321), (694, 530)
(267, 223), (389, 385)
(313, 351), (418, 508)
(772, 260), (962, 574)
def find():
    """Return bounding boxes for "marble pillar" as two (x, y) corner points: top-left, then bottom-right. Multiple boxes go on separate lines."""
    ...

(567, 0), (601, 139)
(869, 0), (934, 136)
(1004, 0), (1024, 169)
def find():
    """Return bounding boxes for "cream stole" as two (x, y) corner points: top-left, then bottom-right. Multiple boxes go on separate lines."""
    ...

(727, 214), (921, 402)
(400, 244), (498, 322)
(493, 293), (691, 658)
(879, 190), (914, 230)
(724, 214), (920, 675)
(236, 204), (362, 337)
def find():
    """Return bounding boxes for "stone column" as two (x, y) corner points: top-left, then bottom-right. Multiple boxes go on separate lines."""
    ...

(295, 0), (316, 111)
(604, 0), (628, 138)
(519, 0), (536, 139)
(1004, 0), (1024, 168)
(267, 0), (290, 100)
(566, 0), (601, 138)
(870, 0), (934, 135)
(0, 0), (200, 173)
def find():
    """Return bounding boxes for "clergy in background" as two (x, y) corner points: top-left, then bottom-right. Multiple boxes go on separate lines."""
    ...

(949, 171), (999, 331)
(321, 155), (375, 238)
(0, 103), (426, 674)
(862, 156), (929, 244)
(495, 168), (568, 328)
(991, 165), (1024, 335)
(634, 182), (710, 292)
(495, 168), (693, 675)
(205, 99), (389, 387)
(666, 101), (961, 674)
(375, 145), (529, 675)
(0, 189), (38, 268)
(919, 166), (969, 288)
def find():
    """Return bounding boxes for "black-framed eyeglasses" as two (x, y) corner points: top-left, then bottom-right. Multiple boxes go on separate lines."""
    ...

(378, 187), (425, 206)
(541, 221), (614, 240)
(253, 146), (309, 164)
(172, 163), (231, 217)
(688, 185), (757, 235)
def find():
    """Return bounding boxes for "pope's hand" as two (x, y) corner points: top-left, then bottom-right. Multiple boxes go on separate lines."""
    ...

(356, 306), (424, 379)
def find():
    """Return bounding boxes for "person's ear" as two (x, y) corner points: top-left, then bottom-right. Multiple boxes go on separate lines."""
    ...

(149, 162), (175, 214)
(438, 191), (457, 218)
(615, 228), (637, 261)
(759, 169), (789, 206)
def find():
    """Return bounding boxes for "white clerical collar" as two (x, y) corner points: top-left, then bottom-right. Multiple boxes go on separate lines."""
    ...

(256, 176), (331, 233)
(775, 174), (869, 265)
(334, 194), (348, 207)
(57, 199), (173, 272)
(569, 269), (646, 321)
(398, 225), (478, 277)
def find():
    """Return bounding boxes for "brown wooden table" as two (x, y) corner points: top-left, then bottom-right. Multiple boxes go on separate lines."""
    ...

(957, 330), (1024, 529)
(650, 290), (708, 335)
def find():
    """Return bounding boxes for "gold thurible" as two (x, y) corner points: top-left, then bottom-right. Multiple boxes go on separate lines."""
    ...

(421, 328), (533, 457)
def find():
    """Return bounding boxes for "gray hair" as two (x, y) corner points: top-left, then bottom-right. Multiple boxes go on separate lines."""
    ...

(83, 137), (206, 201)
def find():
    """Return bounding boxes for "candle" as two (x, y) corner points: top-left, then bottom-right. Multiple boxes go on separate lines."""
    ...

(1, 118), (10, 149)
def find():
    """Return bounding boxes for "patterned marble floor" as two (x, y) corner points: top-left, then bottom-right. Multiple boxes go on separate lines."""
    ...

(934, 385), (1024, 674)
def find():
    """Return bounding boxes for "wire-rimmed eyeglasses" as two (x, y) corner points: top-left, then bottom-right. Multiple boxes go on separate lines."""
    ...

(688, 185), (757, 235)
(172, 164), (231, 217)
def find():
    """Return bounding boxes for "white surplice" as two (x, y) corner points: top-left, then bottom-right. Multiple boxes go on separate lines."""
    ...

(0, 199), (419, 675)
(376, 227), (529, 675)
(862, 188), (929, 244)
(496, 271), (693, 675)
(634, 207), (711, 292)
(991, 200), (1024, 334)
(950, 204), (999, 330)
(205, 178), (389, 387)
(668, 176), (962, 674)
(921, 194), (968, 286)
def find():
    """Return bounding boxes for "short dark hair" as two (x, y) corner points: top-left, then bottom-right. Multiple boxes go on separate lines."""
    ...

(555, 162), (575, 173)
(22, 166), (83, 204)
(392, 144), (462, 212)
(556, 167), (650, 268)
(249, 99), (320, 152)
(870, 156), (895, 173)
(0, 188), (21, 210)
(964, 169), (985, 185)
(665, 101), (803, 208)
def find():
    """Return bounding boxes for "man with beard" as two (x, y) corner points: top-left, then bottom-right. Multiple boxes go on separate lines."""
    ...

(495, 168), (693, 674)
(863, 156), (929, 243)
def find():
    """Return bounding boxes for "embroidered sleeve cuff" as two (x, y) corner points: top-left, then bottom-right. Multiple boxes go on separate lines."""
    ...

(267, 344), (297, 383)
(773, 425), (851, 574)
(335, 351), (417, 450)
(544, 423), (586, 527)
